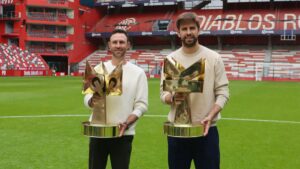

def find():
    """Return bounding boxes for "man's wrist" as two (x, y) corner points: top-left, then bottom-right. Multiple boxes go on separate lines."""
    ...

(123, 121), (130, 129)
(207, 113), (215, 121)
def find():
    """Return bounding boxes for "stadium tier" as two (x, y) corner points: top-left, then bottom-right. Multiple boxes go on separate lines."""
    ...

(0, 44), (49, 70)
(1, 0), (300, 80)
(91, 11), (174, 33)
(86, 8), (300, 38)
(77, 48), (300, 81)
(78, 49), (169, 77)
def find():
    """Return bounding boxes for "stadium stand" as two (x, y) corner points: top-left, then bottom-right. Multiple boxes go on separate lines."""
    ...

(78, 49), (169, 77)
(1, 0), (300, 80)
(78, 47), (300, 81)
(0, 44), (49, 71)
(92, 11), (174, 33)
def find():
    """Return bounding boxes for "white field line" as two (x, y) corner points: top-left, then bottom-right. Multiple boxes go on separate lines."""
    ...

(0, 114), (299, 124)
(222, 117), (300, 124)
(0, 114), (87, 118)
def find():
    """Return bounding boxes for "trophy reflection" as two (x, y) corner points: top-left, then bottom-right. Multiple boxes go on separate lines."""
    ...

(163, 57), (205, 137)
(82, 61), (122, 138)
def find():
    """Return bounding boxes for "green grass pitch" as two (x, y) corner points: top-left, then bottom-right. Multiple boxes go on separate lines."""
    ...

(0, 77), (299, 169)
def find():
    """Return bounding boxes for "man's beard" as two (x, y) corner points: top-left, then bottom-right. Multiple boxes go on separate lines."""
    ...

(182, 36), (197, 48)
(112, 50), (126, 59)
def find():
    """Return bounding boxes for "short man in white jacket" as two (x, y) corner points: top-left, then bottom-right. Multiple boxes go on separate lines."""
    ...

(84, 29), (148, 169)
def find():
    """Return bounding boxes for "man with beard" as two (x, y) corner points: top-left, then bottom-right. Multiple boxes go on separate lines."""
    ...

(84, 29), (148, 169)
(160, 12), (229, 169)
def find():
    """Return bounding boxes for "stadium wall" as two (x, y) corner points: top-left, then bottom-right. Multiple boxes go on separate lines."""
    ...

(0, 0), (103, 71)
(0, 70), (51, 76)
(69, 5), (102, 63)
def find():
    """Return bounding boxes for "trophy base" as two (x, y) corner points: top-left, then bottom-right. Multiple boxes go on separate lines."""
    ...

(82, 121), (120, 138)
(163, 121), (203, 138)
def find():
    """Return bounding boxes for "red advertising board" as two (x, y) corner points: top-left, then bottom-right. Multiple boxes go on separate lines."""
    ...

(193, 9), (300, 31)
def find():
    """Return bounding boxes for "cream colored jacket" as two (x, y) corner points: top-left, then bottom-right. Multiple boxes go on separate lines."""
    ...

(160, 45), (229, 125)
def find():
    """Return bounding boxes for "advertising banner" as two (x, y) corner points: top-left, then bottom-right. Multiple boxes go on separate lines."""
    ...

(87, 9), (300, 36)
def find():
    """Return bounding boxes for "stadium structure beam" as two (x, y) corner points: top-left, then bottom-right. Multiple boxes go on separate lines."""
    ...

(170, 36), (176, 50)
(217, 36), (222, 50)
(223, 0), (228, 10)
(101, 37), (108, 50)
(192, 0), (211, 10)
(270, 0), (274, 10)
(177, 1), (185, 10)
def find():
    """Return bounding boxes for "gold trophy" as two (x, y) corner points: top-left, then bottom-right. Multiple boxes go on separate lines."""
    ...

(163, 57), (205, 137)
(82, 61), (122, 138)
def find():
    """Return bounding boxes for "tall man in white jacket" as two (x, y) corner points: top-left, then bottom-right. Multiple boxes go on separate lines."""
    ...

(160, 12), (229, 169)
(84, 29), (148, 169)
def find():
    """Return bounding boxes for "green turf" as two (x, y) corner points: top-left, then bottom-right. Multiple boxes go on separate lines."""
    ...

(0, 77), (299, 169)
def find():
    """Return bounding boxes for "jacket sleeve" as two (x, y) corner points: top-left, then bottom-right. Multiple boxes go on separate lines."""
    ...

(83, 93), (93, 109)
(132, 72), (148, 117)
(214, 55), (230, 108)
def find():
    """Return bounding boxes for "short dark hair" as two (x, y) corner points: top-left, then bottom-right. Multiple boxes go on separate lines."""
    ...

(109, 29), (129, 41)
(176, 12), (200, 30)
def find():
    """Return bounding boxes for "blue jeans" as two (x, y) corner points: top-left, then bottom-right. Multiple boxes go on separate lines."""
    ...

(168, 126), (220, 169)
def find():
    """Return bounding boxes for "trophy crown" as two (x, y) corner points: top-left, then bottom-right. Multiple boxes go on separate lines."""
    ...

(163, 58), (205, 93)
(82, 61), (123, 96)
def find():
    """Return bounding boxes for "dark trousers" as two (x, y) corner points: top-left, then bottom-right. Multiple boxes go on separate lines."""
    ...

(89, 136), (134, 169)
(168, 126), (220, 169)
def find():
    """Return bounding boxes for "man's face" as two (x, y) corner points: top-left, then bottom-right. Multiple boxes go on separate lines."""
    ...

(108, 33), (130, 59)
(177, 20), (199, 48)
